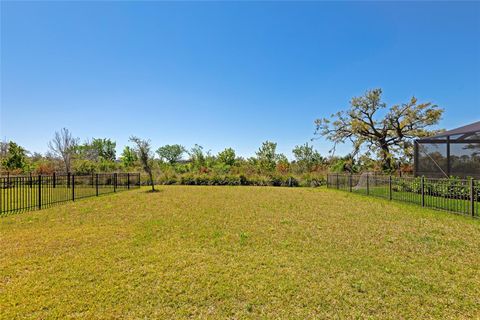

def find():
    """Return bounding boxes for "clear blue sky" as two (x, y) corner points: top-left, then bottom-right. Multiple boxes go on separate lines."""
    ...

(1, 1), (479, 158)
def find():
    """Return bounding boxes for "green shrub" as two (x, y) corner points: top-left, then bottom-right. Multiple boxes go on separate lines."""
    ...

(142, 171), (325, 188)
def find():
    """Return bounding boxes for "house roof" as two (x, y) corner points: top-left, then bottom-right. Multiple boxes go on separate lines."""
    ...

(420, 120), (480, 140)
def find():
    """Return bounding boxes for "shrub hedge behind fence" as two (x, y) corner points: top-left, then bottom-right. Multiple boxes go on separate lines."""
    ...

(327, 173), (479, 217)
(0, 172), (140, 215)
(145, 173), (327, 188)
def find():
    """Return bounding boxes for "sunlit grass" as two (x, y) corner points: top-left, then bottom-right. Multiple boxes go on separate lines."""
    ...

(355, 186), (480, 216)
(1, 186), (479, 318)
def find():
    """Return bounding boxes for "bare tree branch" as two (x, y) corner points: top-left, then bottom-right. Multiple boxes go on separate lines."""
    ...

(48, 128), (78, 173)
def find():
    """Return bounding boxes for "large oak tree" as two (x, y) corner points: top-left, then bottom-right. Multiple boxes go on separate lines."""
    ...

(315, 89), (443, 171)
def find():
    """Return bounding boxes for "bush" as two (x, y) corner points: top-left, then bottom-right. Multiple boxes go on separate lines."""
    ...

(391, 176), (479, 200)
(140, 171), (325, 188)
(73, 160), (97, 175)
(298, 173), (326, 187)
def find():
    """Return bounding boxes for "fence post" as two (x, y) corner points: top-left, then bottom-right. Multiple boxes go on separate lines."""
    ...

(29, 172), (33, 188)
(421, 176), (425, 207)
(336, 173), (339, 189)
(114, 173), (117, 192)
(72, 174), (75, 201)
(349, 174), (352, 192)
(53, 172), (56, 188)
(96, 174), (99, 196)
(127, 173), (130, 189)
(389, 175), (392, 200)
(470, 178), (475, 217)
(67, 172), (71, 188)
(366, 174), (369, 195)
(38, 175), (42, 210)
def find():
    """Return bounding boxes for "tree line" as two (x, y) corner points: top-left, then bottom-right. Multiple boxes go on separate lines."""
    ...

(0, 128), (329, 174)
(1, 88), (443, 187)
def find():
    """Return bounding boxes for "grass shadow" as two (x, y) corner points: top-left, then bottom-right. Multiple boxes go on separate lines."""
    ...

(144, 188), (162, 193)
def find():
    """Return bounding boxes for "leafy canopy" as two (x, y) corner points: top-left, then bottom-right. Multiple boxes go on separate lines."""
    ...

(189, 144), (208, 169)
(77, 138), (116, 162)
(292, 143), (324, 172)
(156, 144), (186, 164)
(315, 88), (443, 171)
(121, 146), (138, 168)
(217, 148), (236, 167)
(1, 141), (28, 171)
(256, 141), (278, 172)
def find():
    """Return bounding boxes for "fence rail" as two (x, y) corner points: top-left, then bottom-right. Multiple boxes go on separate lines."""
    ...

(327, 173), (479, 217)
(0, 172), (140, 215)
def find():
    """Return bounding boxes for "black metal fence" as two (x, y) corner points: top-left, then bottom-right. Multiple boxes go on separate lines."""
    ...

(327, 173), (479, 218)
(0, 172), (141, 215)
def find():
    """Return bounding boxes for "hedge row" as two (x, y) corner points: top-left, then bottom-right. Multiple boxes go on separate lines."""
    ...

(142, 174), (326, 187)
(394, 177), (480, 200)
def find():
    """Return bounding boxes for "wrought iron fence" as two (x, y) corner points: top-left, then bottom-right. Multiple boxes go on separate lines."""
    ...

(327, 173), (479, 217)
(0, 172), (141, 215)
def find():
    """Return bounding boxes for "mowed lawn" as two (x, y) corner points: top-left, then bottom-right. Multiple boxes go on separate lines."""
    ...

(1, 187), (480, 319)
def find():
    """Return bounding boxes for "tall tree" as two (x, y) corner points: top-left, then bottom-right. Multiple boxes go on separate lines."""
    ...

(1, 141), (28, 171)
(129, 136), (155, 191)
(120, 146), (138, 168)
(156, 144), (186, 164)
(189, 144), (206, 169)
(48, 128), (79, 173)
(256, 141), (278, 172)
(217, 148), (236, 166)
(315, 89), (443, 171)
(92, 138), (116, 162)
(292, 143), (324, 172)
(77, 138), (116, 162)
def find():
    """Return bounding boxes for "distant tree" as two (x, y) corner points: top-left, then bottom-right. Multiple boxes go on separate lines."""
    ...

(1, 141), (28, 171)
(98, 160), (117, 172)
(156, 144), (186, 164)
(77, 138), (116, 162)
(48, 128), (79, 173)
(330, 154), (359, 173)
(217, 148), (236, 166)
(120, 146), (138, 168)
(0, 141), (8, 158)
(75, 142), (95, 161)
(129, 136), (155, 191)
(30, 152), (44, 163)
(92, 138), (116, 162)
(73, 159), (97, 175)
(292, 143), (324, 172)
(275, 153), (290, 174)
(189, 144), (206, 169)
(33, 160), (56, 175)
(315, 88), (443, 171)
(256, 141), (278, 171)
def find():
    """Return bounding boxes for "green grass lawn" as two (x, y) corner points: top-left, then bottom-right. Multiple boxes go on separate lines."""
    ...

(1, 185), (128, 214)
(352, 185), (480, 216)
(1, 186), (480, 319)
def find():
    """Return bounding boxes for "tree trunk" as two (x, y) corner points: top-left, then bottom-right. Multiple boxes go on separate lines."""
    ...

(148, 171), (155, 191)
(380, 145), (393, 172)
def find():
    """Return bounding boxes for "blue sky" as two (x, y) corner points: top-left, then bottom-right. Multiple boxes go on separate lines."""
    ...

(1, 1), (479, 158)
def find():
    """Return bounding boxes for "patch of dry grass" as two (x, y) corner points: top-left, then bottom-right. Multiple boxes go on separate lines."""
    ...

(1, 186), (479, 319)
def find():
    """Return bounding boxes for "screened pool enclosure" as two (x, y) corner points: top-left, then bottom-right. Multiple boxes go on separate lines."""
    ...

(414, 121), (480, 178)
